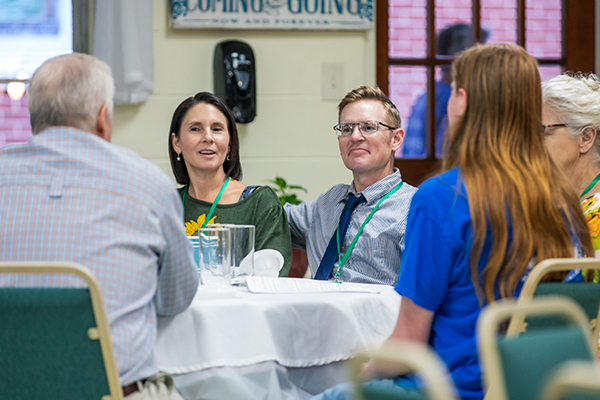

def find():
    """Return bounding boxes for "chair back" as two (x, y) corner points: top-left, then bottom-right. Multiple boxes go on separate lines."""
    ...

(0, 262), (123, 400)
(507, 258), (600, 343)
(543, 360), (600, 400)
(352, 341), (458, 400)
(478, 297), (596, 400)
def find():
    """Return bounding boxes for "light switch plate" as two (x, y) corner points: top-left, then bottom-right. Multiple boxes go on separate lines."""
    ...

(321, 63), (344, 100)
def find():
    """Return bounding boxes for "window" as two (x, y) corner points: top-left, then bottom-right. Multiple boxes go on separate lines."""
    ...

(377, 0), (596, 185)
(0, 0), (73, 148)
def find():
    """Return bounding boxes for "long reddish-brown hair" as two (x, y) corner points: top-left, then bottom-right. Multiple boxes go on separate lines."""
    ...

(444, 43), (593, 303)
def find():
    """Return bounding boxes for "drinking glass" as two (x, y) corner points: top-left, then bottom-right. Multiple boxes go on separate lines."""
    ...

(187, 236), (200, 271)
(206, 224), (255, 285)
(198, 227), (232, 286)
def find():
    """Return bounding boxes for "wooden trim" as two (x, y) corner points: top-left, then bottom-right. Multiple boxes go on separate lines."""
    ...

(394, 159), (442, 187)
(517, 0), (525, 47)
(426, 0), (435, 158)
(388, 58), (452, 66)
(389, 57), (563, 66)
(473, 0), (481, 43)
(376, 0), (389, 94)
(426, 64), (435, 158)
(561, 0), (566, 63)
(537, 58), (565, 65)
(564, 0), (595, 74)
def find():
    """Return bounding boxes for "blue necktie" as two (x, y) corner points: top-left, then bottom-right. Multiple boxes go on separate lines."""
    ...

(315, 194), (365, 280)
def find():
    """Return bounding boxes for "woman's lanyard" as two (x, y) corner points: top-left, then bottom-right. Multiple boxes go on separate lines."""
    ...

(334, 181), (403, 282)
(182, 176), (230, 229)
(581, 172), (600, 198)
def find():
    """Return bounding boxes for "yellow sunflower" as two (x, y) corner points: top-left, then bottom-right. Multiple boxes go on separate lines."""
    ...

(588, 214), (600, 240)
(185, 214), (218, 236)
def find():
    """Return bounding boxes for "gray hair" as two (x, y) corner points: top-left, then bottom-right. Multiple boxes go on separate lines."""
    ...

(28, 53), (114, 134)
(542, 72), (600, 162)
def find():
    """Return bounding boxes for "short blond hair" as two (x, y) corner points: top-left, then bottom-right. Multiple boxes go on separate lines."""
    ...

(337, 86), (401, 128)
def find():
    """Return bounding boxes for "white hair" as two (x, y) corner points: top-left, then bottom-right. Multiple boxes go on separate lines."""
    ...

(28, 53), (114, 134)
(542, 72), (600, 162)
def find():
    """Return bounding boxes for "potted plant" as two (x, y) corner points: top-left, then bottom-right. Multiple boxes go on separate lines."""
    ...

(268, 176), (307, 205)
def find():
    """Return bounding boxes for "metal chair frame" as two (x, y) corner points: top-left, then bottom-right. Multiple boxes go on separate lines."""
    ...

(478, 296), (596, 400)
(351, 341), (458, 400)
(0, 261), (123, 400)
(506, 258), (600, 343)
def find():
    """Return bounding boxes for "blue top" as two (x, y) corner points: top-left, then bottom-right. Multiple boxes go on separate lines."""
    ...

(394, 167), (489, 400)
(401, 81), (452, 158)
(394, 167), (583, 399)
(285, 169), (417, 285)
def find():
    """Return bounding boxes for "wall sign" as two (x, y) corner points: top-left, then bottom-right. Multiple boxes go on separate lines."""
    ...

(169, 0), (373, 30)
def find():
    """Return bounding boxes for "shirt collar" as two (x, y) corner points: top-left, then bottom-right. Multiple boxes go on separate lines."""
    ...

(344, 168), (403, 206)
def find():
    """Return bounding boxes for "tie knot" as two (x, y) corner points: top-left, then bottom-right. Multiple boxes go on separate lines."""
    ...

(345, 194), (365, 211)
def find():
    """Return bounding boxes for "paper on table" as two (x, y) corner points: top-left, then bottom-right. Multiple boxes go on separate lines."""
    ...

(246, 276), (386, 294)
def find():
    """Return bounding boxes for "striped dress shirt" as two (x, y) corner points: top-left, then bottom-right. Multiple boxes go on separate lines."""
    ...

(285, 169), (417, 285)
(0, 127), (199, 385)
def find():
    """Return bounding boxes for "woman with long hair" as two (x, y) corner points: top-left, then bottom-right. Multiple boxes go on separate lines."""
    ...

(169, 92), (292, 276)
(311, 44), (593, 400)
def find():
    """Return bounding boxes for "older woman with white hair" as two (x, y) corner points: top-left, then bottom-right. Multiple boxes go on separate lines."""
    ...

(542, 72), (600, 258)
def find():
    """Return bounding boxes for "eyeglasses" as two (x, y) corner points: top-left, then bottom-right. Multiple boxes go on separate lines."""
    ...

(542, 123), (567, 132)
(333, 120), (397, 137)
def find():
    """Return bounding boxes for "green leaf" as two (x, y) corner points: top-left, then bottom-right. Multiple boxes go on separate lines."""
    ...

(288, 185), (308, 192)
(267, 176), (306, 204)
(286, 194), (301, 205)
(275, 177), (287, 188)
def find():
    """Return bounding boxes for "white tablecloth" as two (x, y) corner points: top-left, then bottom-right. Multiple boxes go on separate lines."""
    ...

(155, 283), (401, 399)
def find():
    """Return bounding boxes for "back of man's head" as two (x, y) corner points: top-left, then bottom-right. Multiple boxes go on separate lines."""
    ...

(28, 53), (114, 135)
(437, 23), (490, 56)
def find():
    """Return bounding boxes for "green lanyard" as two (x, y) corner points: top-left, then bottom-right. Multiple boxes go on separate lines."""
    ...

(581, 172), (600, 198)
(334, 181), (403, 282)
(182, 176), (230, 229)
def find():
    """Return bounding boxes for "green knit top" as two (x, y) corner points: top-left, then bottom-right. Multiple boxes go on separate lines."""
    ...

(179, 186), (292, 276)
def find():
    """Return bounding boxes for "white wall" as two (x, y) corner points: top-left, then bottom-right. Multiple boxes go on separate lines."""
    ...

(110, 0), (376, 200)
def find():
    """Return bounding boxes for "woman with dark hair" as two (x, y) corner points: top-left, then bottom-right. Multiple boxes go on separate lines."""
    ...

(169, 92), (292, 276)
(310, 44), (593, 400)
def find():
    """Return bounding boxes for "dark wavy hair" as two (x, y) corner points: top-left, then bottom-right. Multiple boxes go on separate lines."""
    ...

(169, 92), (242, 185)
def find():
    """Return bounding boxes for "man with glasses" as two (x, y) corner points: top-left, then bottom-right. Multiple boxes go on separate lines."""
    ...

(285, 86), (417, 285)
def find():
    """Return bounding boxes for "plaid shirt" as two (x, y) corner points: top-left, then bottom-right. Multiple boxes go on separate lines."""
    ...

(285, 169), (417, 285)
(0, 127), (198, 385)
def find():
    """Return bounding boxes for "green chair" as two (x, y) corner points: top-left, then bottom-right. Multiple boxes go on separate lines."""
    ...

(0, 262), (123, 400)
(507, 258), (600, 343)
(478, 296), (597, 400)
(543, 360), (600, 400)
(351, 341), (458, 400)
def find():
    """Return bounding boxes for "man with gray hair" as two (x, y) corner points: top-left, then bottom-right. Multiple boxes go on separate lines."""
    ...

(0, 53), (198, 399)
(285, 86), (417, 285)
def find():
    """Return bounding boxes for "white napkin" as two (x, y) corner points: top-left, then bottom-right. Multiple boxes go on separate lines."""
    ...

(253, 249), (284, 277)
